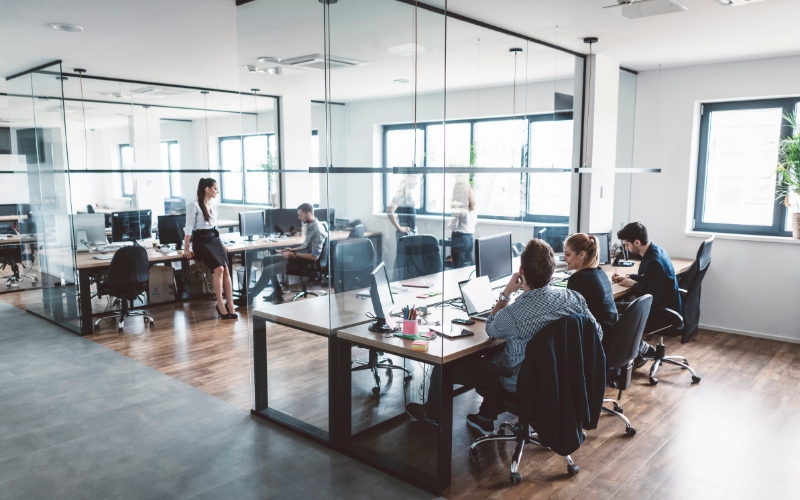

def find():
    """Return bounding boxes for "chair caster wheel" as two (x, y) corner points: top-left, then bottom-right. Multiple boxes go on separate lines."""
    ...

(150, 321), (155, 327)
(626, 426), (636, 437)
(510, 473), (521, 484)
(649, 377), (658, 385)
(567, 464), (579, 476)
(613, 403), (623, 413)
(118, 328), (123, 334)
(372, 387), (380, 395)
(691, 376), (701, 384)
(469, 448), (479, 459)
(94, 325), (99, 332)
(403, 375), (412, 383)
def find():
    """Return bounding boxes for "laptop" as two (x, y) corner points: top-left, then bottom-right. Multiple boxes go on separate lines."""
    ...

(458, 276), (497, 322)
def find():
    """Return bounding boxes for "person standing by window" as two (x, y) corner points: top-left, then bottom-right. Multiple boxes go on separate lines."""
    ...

(448, 179), (477, 269)
(386, 175), (419, 240)
(183, 178), (237, 320)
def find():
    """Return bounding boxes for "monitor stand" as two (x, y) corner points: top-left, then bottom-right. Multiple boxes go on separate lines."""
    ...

(368, 318), (396, 334)
(245, 235), (259, 242)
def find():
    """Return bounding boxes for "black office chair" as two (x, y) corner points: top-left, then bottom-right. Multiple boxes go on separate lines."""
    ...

(347, 224), (366, 239)
(1, 243), (38, 287)
(94, 244), (154, 334)
(395, 234), (442, 281)
(603, 294), (652, 437)
(642, 236), (713, 385)
(287, 229), (330, 301)
(330, 238), (375, 293)
(511, 242), (526, 257)
(468, 314), (604, 484)
(87, 205), (96, 214)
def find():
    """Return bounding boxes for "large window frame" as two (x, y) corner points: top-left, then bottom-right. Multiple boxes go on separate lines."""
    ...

(382, 112), (573, 223)
(694, 98), (796, 237)
(218, 133), (278, 206)
(161, 140), (181, 198)
(118, 144), (133, 198)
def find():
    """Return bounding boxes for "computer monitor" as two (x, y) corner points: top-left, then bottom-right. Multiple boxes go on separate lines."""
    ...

(368, 262), (396, 333)
(111, 210), (152, 243)
(0, 204), (17, 234)
(265, 208), (301, 236)
(534, 224), (570, 253)
(589, 233), (611, 265)
(164, 197), (186, 215)
(314, 208), (335, 227)
(158, 215), (186, 249)
(239, 210), (265, 241)
(72, 214), (108, 251)
(475, 232), (513, 284)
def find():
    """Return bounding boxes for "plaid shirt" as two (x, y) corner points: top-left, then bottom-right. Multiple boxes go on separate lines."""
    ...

(486, 286), (602, 393)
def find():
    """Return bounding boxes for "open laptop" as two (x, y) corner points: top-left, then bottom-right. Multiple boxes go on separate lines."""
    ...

(458, 276), (497, 321)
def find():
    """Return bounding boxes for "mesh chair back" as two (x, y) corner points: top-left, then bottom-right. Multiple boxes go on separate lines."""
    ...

(348, 224), (365, 239)
(318, 222), (330, 270)
(395, 234), (442, 280)
(331, 238), (375, 293)
(606, 295), (652, 369)
(678, 236), (713, 343)
(107, 244), (150, 297)
(697, 235), (713, 271)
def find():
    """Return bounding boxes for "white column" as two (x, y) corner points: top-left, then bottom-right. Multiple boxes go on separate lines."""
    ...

(279, 94), (312, 208)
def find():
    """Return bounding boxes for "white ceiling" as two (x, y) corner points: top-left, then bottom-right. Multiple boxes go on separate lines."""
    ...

(1, 0), (800, 102)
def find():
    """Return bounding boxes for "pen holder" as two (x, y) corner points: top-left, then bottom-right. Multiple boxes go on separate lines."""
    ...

(402, 320), (418, 335)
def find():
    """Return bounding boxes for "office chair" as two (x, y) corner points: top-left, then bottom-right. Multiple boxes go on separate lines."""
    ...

(347, 224), (365, 239)
(469, 314), (604, 484)
(286, 229), (329, 301)
(394, 234), (442, 281)
(94, 244), (154, 334)
(331, 238), (375, 293)
(603, 294), (652, 437)
(87, 205), (96, 214)
(1, 243), (38, 287)
(511, 242), (526, 257)
(641, 236), (713, 385)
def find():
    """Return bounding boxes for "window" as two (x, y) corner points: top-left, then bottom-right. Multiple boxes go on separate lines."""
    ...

(694, 98), (797, 236)
(309, 130), (321, 206)
(382, 113), (572, 222)
(118, 144), (134, 198)
(160, 140), (181, 198)
(219, 134), (278, 205)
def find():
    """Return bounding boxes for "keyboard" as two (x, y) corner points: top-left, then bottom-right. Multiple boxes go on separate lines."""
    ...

(93, 254), (114, 260)
(471, 311), (491, 320)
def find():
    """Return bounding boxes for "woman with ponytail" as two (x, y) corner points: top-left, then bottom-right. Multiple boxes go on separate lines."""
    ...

(563, 233), (618, 346)
(183, 178), (237, 320)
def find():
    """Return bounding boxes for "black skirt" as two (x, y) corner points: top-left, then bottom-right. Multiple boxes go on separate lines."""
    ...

(192, 228), (228, 270)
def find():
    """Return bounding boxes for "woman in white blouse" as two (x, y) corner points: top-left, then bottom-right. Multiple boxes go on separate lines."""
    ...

(449, 180), (477, 269)
(183, 178), (236, 320)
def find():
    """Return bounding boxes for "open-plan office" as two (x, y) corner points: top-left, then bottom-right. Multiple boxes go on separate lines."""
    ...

(2, 0), (800, 498)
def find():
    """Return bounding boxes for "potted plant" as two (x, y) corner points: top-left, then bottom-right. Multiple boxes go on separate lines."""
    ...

(776, 112), (800, 238)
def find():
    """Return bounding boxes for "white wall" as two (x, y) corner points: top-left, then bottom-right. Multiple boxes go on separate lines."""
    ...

(629, 55), (800, 342)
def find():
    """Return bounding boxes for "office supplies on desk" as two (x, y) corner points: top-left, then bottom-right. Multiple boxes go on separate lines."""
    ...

(451, 318), (475, 325)
(411, 340), (429, 352)
(440, 326), (474, 339)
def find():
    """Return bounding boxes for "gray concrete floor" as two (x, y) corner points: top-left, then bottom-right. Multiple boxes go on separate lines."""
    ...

(0, 301), (436, 500)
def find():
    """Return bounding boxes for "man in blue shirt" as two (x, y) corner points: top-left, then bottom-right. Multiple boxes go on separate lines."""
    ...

(612, 222), (682, 367)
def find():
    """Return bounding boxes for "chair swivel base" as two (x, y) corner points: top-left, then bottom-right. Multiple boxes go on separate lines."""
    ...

(469, 421), (579, 484)
(643, 336), (701, 385)
(601, 398), (636, 436)
(351, 350), (412, 395)
(94, 310), (155, 334)
(291, 289), (327, 301)
(5, 273), (37, 287)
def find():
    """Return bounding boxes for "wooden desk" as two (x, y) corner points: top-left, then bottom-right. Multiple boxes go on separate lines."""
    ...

(68, 230), (381, 335)
(0, 215), (27, 222)
(249, 255), (693, 494)
(602, 258), (694, 299)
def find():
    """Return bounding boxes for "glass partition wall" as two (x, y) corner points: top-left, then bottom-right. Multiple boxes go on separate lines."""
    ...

(238, 0), (585, 494)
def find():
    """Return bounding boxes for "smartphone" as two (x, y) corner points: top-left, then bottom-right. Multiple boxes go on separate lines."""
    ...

(451, 318), (475, 325)
(441, 326), (474, 339)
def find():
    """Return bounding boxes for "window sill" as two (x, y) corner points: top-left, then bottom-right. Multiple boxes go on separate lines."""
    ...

(687, 231), (800, 244)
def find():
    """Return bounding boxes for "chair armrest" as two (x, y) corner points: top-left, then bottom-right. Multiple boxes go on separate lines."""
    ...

(477, 357), (512, 378)
(660, 306), (684, 326)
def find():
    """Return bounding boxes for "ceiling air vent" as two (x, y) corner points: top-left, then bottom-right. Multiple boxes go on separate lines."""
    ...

(280, 54), (367, 71)
(604, 0), (688, 19)
(130, 86), (192, 97)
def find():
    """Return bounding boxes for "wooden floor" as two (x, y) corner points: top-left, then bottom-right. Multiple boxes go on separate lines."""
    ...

(3, 289), (800, 499)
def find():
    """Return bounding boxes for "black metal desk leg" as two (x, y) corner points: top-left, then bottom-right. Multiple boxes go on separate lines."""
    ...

(78, 268), (94, 336)
(252, 316), (269, 411)
(437, 364), (454, 493)
(334, 337), (353, 448)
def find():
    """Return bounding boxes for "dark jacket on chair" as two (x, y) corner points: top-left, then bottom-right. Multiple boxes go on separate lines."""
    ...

(517, 314), (605, 456)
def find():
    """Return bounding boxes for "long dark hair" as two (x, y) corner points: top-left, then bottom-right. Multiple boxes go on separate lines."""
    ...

(196, 178), (216, 222)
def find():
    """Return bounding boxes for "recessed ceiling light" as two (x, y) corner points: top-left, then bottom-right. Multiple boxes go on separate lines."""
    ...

(49, 23), (83, 32)
(394, 79), (410, 84)
(257, 57), (281, 63)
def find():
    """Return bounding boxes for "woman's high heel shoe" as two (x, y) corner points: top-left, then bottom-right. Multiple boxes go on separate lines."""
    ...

(226, 305), (238, 319)
(216, 305), (234, 320)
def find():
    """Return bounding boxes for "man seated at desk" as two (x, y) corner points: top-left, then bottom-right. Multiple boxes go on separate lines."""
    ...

(248, 203), (328, 304)
(411, 239), (602, 435)
(612, 222), (682, 368)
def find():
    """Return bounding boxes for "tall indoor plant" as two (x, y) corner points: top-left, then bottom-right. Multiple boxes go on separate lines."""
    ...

(776, 112), (800, 238)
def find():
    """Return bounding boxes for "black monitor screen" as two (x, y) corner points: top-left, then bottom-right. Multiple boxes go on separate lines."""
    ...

(111, 210), (152, 243)
(314, 208), (335, 227)
(590, 233), (611, 265)
(475, 232), (513, 283)
(158, 215), (186, 248)
(266, 208), (301, 236)
(534, 224), (569, 253)
(239, 210), (265, 239)
(369, 262), (394, 320)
